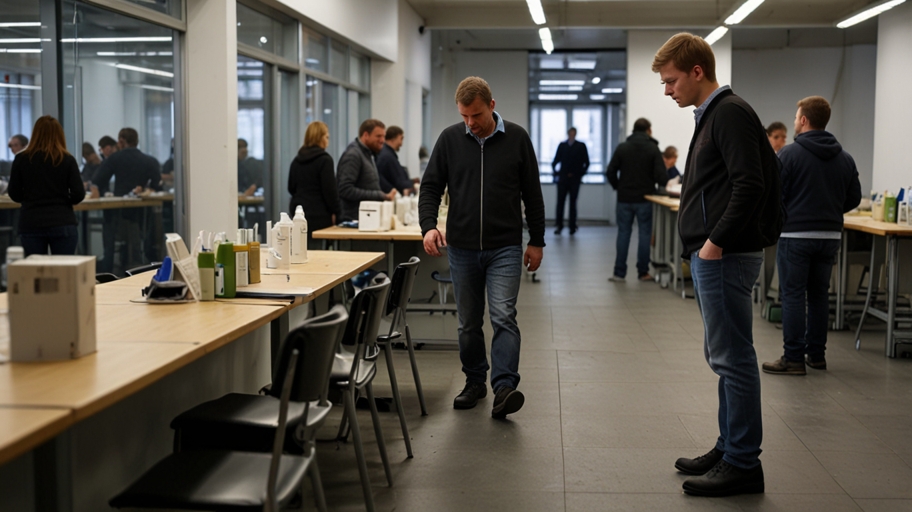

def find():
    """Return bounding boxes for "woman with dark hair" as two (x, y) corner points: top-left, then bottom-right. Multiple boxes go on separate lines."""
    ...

(288, 121), (339, 245)
(8, 116), (85, 256)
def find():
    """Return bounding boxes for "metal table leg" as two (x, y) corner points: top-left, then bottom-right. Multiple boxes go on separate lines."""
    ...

(388, 240), (395, 277)
(835, 232), (848, 330)
(885, 235), (899, 358)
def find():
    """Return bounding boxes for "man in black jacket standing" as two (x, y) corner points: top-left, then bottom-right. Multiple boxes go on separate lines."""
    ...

(605, 118), (667, 281)
(653, 33), (781, 497)
(419, 76), (545, 419)
(551, 127), (589, 234)
(763, 97), (861, 375)
(376, 125), (417, 196)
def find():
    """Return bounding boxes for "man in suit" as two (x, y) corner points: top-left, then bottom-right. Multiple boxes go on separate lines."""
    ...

(551, 127), (589, 234)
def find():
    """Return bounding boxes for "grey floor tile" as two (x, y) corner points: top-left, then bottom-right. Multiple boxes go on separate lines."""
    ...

(854, 499), (912, 512)
(814, 451), (912, 499)
(561, 381), (715, 416)
(566, 492), (741, 512)
(730, 493), (862, 511)
(562, 413), (698, 449)
(563, 447), (689, 493)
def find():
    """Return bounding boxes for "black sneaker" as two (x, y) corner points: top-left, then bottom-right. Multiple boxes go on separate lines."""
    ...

(806, 355), (827, 370)
(675, 447), (724, 475)
(453, 382), (487, 410)
(491, 387), (524, 419)
(554, 227), (563, 235)
(682, 460), (764, 497)
(762, 357), (806, 375)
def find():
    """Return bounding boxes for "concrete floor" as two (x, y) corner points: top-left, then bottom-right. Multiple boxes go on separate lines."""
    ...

(311, 225), (912, 512)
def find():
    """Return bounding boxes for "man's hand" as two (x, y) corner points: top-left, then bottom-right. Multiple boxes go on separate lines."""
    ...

(385, 189), (397, 201)
(423, 229), (447, 257)
(524, 245), (543, 272)
(243, 184), (257, 196)
(698, 239), (723, 260)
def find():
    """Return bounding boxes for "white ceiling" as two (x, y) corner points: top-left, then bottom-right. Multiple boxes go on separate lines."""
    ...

(407, 0), (878, 29)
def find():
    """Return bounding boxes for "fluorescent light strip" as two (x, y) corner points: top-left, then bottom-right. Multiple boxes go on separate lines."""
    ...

(540, 80), (584, 86)
(61, 37), (172, 43)
(540, 86), (583, 92)
(538, 94), (578, 100)
(112, 63), (174, 78)
(568, 61), (597, 70)
(0, 48), (41, 53)
(526, 0), (546, 25)
(0, 38), (43, 43)
(590, 94), (606, 100)
(724, 0), (765, 25)
(0, 22), (41, 28)
(837, 0), (906, 28)
(539, 27), (553, 54)
(140, 85), (174, 92)
(0, 83), (41, 90)
(705, 26), (729, 45)
(601, 88), (623, 94)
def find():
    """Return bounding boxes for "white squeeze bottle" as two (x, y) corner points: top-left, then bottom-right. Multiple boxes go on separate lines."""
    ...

(291, 205), (308, 264)
(273, 212), (292, 270)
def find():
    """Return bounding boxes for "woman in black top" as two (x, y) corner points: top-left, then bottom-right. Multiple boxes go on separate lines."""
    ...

(8, 116), (85, 256)
(288, 121), (339, 245)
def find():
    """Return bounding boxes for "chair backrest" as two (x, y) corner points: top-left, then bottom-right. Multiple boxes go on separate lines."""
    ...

(340, 276), (390, 381)
(95, 272), (119, 284)
(270, 304), (349, 403)
(386, 257), (420, 315)
(125, 262), (162, 276)
(266, 348), (298, 512)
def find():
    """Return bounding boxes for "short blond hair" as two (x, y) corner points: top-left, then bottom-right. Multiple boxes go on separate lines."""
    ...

(303, 121), (328, 148)
(455, 76), (493, 106)
(652, 33), (717, 83)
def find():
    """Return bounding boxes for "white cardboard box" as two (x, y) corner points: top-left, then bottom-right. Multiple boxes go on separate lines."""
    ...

(359, 201), (382, 231)
(8, 255), (97, 361)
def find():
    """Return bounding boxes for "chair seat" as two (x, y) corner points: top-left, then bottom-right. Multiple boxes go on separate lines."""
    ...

(172, 393), (331, 453)
(330, 353), (376, 387)
(110, 449), (310, 511)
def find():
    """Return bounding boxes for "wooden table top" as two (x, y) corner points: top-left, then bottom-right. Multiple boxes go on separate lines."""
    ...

(644, 195), (680, 211)
(312, 226), (425, 241)
(843, 215), (912, 237)
(259, 249), (385, 276)
(0, 407), (72, 466)
(238, 196), (265, 206)
(0, 196), (163, 211)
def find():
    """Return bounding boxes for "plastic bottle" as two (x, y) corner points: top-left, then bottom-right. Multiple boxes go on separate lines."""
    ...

(214, 235), (236, 298)
(291, 205), (308, 264)
(247, 227), (261, 283)
(235, 229), (249, 287)
(273, 213), (292, 270)
(197, 251), (215, 301)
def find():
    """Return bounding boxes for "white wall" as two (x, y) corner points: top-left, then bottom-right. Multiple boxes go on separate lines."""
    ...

(80, 60), (124, 149)
(873, 2), (912, 193)
(273, 0), (398, 61)
(733, 44), (876, 192)
(626, 30), (732, 169)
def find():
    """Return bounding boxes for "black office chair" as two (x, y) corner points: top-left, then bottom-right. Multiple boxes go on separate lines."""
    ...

(110, 349), (306, 512)
(125, 261), (162, 276)
(165, 305), (349, 512)
(95, 273), (119, 284)
(330, 276), (393, 512)
(375, 257), (426, 460)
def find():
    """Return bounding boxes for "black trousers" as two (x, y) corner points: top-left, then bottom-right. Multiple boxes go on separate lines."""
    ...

(555, 177), (582, 229)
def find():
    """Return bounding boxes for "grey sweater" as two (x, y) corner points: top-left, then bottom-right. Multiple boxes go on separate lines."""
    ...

(336, 139), (386, 221)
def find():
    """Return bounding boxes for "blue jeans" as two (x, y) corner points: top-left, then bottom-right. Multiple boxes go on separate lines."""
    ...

(691, 251), (763, 469)
(777, 238), (840, 362)
(615, 201), (652, 278)
(19, 225), (79, 257)
(447, 245), (523, 391)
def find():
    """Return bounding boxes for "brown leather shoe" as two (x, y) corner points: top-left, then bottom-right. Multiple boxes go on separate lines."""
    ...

(762, 357), (806, 375)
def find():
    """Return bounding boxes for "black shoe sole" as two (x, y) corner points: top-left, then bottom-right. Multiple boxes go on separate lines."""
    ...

(761, 368), (806, 376)
(492, 390), (524, 419)
(682, 480), (764, 497)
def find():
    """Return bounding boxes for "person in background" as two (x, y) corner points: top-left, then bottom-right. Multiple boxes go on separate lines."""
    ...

(654, 32), (781, 497)
(606, 118), (668, 282)
(81, 142), (102, 185)
(663, 146), (681, 182)
(98, 135), (118, 159)
(288, 121), (339, 245)
(161, 138), (175, 190)
(1, 134), (29, 179)
(551, 127), (590, 235)
(237, 138), (264, 196)
(762, 97), (861, 376)
(337, 118), (396, 222)
(419, 146), (430, 176)
(766, 121), (788, 154)
(7, 116), (84, 256)
(376, 125), (418, 196)
(93, 128), (162, 273)
(419, 76), (545, 419)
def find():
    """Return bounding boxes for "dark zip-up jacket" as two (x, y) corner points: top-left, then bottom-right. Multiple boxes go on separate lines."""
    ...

(337, 139), (386, 221)
(551, 140), (590, 181)
(376, 143), (414, 194)
(8, 151), (85, 231)
(779, 130), (861, 233)
(288, 146), (339, 231)
(93, 147), (162, 196)
(606, 132), (668, 203)
(679, 88), (781, 257)
(419, 119), (546, 249)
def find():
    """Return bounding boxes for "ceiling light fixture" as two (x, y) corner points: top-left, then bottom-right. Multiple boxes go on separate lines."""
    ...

(539, 27), (553, 54)
(540, 86), (583, 92)
(724, 0), (765, 25)
(140, 85), (174, 92)
(0, 48), (41, 53)
(526, 0), (546, 25)
(540, 79), (584, 86)
(704, 26), (729, 45)
(0, 22), (41, 28)
(590, 94), (606, 100)
(837, 0), (906, 28)
(61, 37), (172, 43)
(112, 63), (174, 78)
(0, 38), (42, 43)
(591, 77), (601, 84)
(0, 82), (41, 90)
(538, 94), (578, 100)
(568, 60), (597, 70)
(601, 88), (623, 94)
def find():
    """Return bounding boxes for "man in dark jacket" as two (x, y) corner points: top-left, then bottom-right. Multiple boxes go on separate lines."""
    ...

(605, 118), (668, 281)
(376, 125), (417, 196)
(653, 33), (780, 497)
(420, 76), (545, 419)
(337, 119), (396, 222)
(551, 127), (589, 234)
(763, 97), (861, 376)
